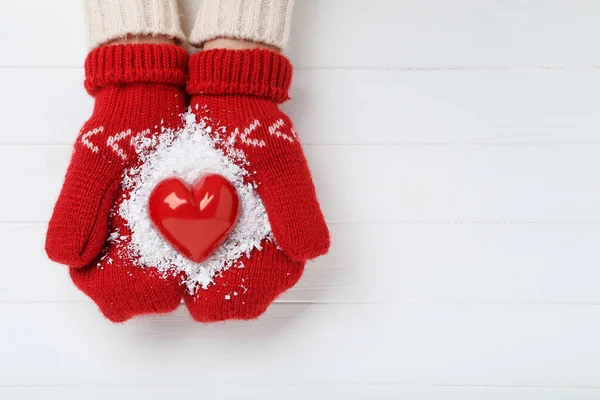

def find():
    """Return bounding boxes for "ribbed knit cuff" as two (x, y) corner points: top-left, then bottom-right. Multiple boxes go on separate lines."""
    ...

(189, 0), (295, 50)
(83, 0), (185, 49)
(84, 44), (189, 94)
(187, 49), (292, 103)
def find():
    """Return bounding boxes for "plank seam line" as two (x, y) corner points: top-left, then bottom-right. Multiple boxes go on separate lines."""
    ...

(4, 300), (600, 306)
(2, 65), (600, 71)
(2, 384), (600, 390)
(4, 221), (600, 225)
(7, 142), (600, 147)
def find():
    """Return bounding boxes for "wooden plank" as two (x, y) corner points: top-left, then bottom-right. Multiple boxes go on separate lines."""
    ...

(5, 0), (600, 395)
(287, 69), (600, 145)
(1, 303), (600, 387)
(2, 386), (600, 400)
(289, 0), (600, 69)
(0, 68), (91, 145)
(3, 68), (600, 145)
(3, 1), (600, 68)
(2, 144), (600, 223)
(3, 222), (600, 304)
(0, 0), (86, 67)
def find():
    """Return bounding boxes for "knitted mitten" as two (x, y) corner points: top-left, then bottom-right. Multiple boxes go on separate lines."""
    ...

(70, 193), (185, 323)
(45, 44), (188, 267)
(184, 49), (330, 321)
(185, 241), (305, 322)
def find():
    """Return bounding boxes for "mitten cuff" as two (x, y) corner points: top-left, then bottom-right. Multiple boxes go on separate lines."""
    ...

(83, 0), (185, 50)
(84, 44), (189, 94)
(187, 49), (292, 103)
(189, 0), (295, 50)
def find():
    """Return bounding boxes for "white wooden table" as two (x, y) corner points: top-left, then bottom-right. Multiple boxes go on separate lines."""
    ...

(1, 1), (600, 399)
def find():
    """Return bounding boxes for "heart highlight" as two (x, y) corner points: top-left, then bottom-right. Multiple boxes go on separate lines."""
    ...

(148, 175), (241, 263)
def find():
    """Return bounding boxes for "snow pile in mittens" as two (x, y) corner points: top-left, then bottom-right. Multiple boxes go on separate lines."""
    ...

(115, 111), (272, 293)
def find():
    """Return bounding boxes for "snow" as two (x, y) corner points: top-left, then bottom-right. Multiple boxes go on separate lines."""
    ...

(116, 111), (272, 293)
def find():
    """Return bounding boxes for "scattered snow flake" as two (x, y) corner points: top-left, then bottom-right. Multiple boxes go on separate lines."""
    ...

(117, 110), (271, 294)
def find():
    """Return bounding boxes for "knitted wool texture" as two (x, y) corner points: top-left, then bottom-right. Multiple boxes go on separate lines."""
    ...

(69, 201), (186, 323)
(46, 44), (188, 270)
(184, 49), (330, 321)
(83, 0), (185, 49)
(190, 0), (295, 49)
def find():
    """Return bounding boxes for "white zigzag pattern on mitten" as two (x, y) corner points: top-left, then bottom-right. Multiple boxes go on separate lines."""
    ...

(80, 127), (104, 153)
(268, 119), (295, 143)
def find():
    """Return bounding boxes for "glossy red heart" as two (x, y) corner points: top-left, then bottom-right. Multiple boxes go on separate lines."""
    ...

(148, 175), (241, 263)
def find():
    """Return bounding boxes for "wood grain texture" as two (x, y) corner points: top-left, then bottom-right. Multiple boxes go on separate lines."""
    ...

(2, 303), (600, 387)
(288, 0), (600, 68)
(3, 0), (600, 68)
(2, 145), (600, 223)
(2, 387), (600, 400)
(2, 0), (600, 398)
(3, 68), (600, 145)
(3, 222), (600, 304)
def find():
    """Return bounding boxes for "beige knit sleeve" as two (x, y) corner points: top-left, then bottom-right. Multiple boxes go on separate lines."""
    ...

(83, 0), (185, 49)
(189, 0), (295, 50)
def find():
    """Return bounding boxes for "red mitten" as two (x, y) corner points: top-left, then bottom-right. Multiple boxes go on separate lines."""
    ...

(70, 189), (185, 323)
(183, 49), (330, 321)
(184, 241), (305, 322)
(46, 44), (188, 267)
(188, 49), (329, 261)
